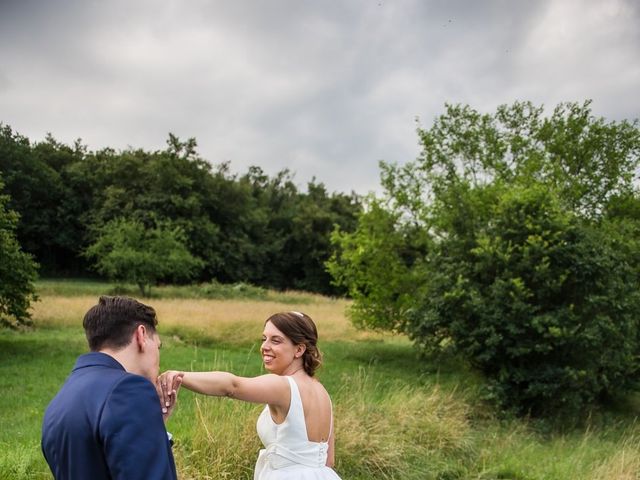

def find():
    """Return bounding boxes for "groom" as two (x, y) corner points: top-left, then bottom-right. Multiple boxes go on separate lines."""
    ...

(41, 296), (179, 479)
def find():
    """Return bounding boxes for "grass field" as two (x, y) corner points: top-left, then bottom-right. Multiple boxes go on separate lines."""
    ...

(1, 280), (639, 479)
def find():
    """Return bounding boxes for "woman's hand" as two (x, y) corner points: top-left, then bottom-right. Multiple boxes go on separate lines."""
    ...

(156, 370), (184, 421)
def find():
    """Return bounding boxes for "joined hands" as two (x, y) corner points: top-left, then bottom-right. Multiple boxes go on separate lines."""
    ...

(156, 371), (185, 421)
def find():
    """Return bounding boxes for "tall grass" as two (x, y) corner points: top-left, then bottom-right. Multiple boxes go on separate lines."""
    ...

(168, 369), (476, 480)
(35, 278), (327, 303)
(2, 281), (639, 479)
(588, 434), (640, 480)
(173, 396), (262, 479)
(333, 369), (474, 479)
(167, 354), (640, 480)
(31, 295), (386, 344)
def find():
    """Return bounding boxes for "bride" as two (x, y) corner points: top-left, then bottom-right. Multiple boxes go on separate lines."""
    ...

(158, 311), (342, 479)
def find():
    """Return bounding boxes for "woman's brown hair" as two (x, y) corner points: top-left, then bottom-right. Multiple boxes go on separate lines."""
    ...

(265, 311), (323, 376)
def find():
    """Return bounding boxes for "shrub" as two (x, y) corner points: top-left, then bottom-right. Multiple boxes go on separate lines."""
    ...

(0, 179), (38, 327)
(409, 186), (640, 415)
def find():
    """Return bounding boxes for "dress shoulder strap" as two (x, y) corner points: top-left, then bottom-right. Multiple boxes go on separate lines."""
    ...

(285, 376), (304, 416)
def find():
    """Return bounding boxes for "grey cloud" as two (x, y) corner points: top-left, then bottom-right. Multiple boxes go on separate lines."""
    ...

(0, 0), (638, 195)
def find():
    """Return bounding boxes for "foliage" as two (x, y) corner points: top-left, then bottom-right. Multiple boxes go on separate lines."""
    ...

(0, 126), (362, 294)
(327, 197), (429, 332)
(409, 185), (640, 415)
(330, 100), (640, 415)
(0, 126), (87, 273)
(85, 218), (203, 297)
(229, 168), (361, 294)
(269, 177), (361, 294)
(0, 178), (38, 327)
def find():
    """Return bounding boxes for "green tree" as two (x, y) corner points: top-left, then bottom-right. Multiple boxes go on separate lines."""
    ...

(0, 177), (38, 326)
(277, 179), (361, 294)
(230, 168), (362, 294)
(0, 126), (71, 272)
(330, 101), (640, 415)
(327, 197), (429, 331)
(85, 218), (203, 297)
(66, 135), (221, 279)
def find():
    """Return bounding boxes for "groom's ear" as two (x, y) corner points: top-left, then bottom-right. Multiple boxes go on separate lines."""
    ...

(134, 324), (147, 351)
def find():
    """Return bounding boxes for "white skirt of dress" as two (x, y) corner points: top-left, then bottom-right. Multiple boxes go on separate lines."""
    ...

(255, 464), (341, 480)
(254, 449), (342, 480)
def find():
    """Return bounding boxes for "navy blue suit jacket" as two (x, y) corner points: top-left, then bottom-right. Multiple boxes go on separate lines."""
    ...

(42, 352), (177, 480)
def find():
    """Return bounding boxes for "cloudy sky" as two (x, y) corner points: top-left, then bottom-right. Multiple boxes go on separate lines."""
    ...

(1, 0), (638, 195)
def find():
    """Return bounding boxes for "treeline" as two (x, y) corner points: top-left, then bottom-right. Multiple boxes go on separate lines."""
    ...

(0, 125), (362, 295)
(4, 100), (640, 417)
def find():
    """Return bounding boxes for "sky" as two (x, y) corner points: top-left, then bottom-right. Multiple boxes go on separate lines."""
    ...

(1, 0), (638, 195)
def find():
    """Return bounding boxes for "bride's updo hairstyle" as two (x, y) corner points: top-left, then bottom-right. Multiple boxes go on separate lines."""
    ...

(266, 311), (323, 376)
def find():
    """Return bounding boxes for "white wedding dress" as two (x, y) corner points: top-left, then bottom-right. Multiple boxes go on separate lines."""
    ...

(254, 376), (342, 479)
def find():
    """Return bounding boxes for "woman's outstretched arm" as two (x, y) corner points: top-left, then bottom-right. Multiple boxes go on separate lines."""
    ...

(158, 370), (290, 408)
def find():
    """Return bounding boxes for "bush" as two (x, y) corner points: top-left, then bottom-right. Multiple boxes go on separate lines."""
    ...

(199, 280), (268, 300)
(409, 186), (640, 416)
(0, 179), (38, 327)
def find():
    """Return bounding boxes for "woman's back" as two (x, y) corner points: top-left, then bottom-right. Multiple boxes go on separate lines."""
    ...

(255, 376), (340, 479)
(295, 375), (333, 443)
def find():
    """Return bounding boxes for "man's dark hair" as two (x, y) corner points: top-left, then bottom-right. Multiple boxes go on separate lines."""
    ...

(83, 296), (158, 351)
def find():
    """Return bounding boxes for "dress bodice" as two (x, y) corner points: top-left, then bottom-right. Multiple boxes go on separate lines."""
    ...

(254, 376), (341, 479)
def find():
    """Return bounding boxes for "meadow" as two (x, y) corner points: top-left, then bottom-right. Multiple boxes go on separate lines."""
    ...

(1, 280), (639, 479)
